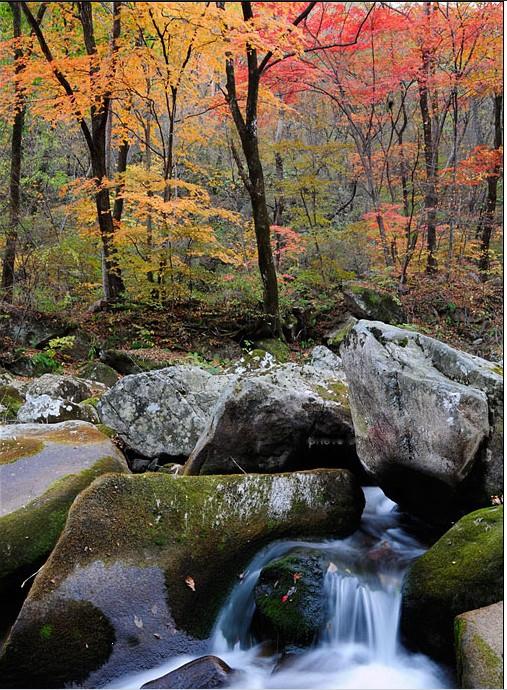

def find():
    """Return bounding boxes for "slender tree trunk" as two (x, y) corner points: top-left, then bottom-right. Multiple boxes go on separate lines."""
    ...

(478, 93), (503, 276)
(418, 2), (438, 273)
(2, 3), (24, 302)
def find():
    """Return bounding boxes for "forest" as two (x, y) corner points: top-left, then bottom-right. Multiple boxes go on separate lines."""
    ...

(0, 3), (504, 690)
(0, 1), (503, 358)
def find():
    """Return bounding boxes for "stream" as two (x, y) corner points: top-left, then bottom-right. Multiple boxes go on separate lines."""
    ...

(109, 488), (453, 689)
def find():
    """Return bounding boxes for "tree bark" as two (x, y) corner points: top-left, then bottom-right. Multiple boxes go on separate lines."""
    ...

(478, 93), (502, 276)
(224, 2), (282, 336)
(418, 1), (438, 273)
(1, 3), (23, 303)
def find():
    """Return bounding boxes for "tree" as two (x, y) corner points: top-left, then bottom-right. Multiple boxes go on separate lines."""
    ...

(1, 1), (46, 302)
(221, 1), (317, 337)
(20, 1), (126, 302)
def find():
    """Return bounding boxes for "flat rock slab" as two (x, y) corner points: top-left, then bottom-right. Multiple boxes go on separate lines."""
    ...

(0, 469), (364, 688)
(0, 421), (129, 590)
(0, 421), (126, 516)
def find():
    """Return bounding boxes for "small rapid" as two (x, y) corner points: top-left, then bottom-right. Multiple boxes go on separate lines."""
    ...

(109, 488), (453, 689)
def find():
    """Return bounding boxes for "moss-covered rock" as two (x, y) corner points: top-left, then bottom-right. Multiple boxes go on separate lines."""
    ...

(326, 315), (358, 351)
(455, 601), (503, 689)
(16, 395), (100, 424)
(0, 421), (129, 603)
(342, 283), (406, 324)
(253, 552), (326, 645)
(253, 339), (291, 363)
(0, 384), (24, 421)
(0, 469), (364, 688)
(401, 506), (503, 661)
(79, 361), (119, 388)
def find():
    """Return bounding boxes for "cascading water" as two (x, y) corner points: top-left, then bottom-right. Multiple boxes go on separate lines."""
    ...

(109, 488), (453, 690)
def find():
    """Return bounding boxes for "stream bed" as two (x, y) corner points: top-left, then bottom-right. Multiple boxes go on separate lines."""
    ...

(109, 488), (453, 689)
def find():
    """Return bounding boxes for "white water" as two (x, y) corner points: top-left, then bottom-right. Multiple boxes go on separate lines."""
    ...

(109, 488), (453, 689)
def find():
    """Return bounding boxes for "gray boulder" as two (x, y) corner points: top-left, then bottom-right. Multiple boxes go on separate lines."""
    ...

(184, 362), (355, 476)
(26, 374), (92, 404)
(17, 395), (99, 424)
(0, 470), (364, 688)
(97, 366), (233, 458)
(455, 601), (503, 689)
(341, 320), (503, 523)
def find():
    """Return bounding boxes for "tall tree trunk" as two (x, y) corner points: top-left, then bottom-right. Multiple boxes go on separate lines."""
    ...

(478, 93), (503, 276)
(225, 47), (281, 336)
(2, 3), (24, 303)
(418, 2), (438, 273)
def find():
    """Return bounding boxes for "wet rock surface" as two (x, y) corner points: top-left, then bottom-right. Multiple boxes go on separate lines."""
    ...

(141, 655), (235, 689)
(0, 469), (364, 688)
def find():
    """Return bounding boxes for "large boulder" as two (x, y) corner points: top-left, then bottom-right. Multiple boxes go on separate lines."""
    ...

(79, 361), (119, 388)
(141, 656), (235, 689)
(0, 422), (128, 627)
(341, 320), (503, 523)
(26, 374), (92, 404)
(455, 601), (503, 689)
(17, 395), (99, 424)
(97, 366), (233, 459)
(184, 362), (356, 476)
(0, 469), (364, 688)
(401, 505), (503, 661)
(253, 552), (326, 645)
(342, 283), (406, 324)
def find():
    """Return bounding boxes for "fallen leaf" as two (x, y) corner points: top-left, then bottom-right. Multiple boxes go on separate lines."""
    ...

(185, 576), (196, 591)
(153, 633), (161, 639)
(134, 615), (143, 628)
(293, 572), (302, 582)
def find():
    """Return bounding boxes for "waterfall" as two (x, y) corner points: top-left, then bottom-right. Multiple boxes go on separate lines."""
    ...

(108, 488), (453, 690)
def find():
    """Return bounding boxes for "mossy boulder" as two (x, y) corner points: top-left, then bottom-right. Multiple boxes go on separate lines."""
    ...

(455, 601), (503, 689)
(0, 384), (24, 421)
(326, 315), (358, 351)
(401, 506), (503, 661)
(0, 421), (129, 611)
(0, 469), (364, 688)
(253, 552), (326, 645)
(79, 361), (119, 388)
(342, 283), (406, 324)
(253, 339), (291, 363)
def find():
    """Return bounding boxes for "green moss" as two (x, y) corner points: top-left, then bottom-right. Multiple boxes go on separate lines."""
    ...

(490, 365), (503, 376)
(0, 600), (115, 688)
(455, 616), (503, 688)
(81, 396), (100, 408)
(254, 553), (325, 645)
(0, 456), (127, 582)
(39, 624), (53, 641)
(95, 423), (116, 438)
(0, 438), (44, 465)
(402, 506), (503, 661)
(0, 385), (24, 421)
(314, 381), (349, 408)
(254, 339), (290, 363)
(26, 471), (362, 639)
